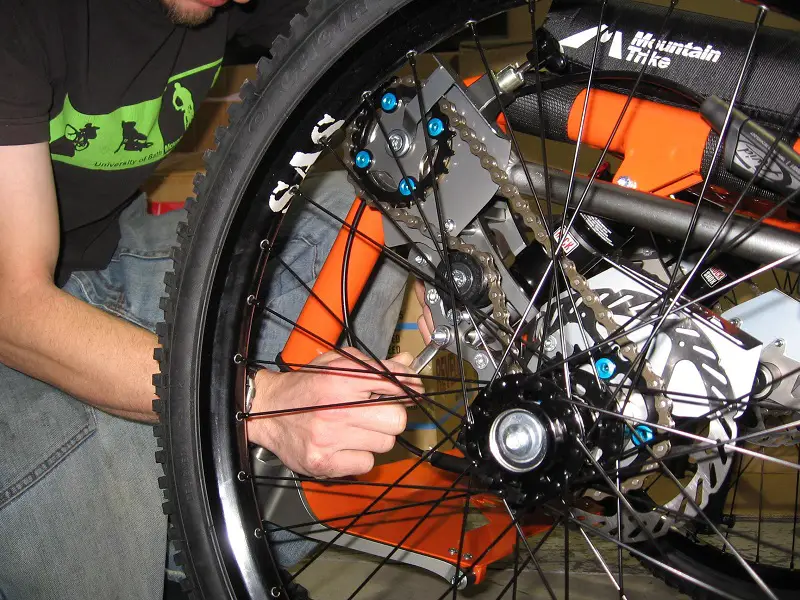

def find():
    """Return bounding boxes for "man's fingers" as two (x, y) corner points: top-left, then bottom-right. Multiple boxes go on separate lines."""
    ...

(323, 449), (375, 478)
(330, 402), (407, 435)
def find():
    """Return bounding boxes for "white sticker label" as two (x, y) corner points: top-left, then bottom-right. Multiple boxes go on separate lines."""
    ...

(559, 26), (722, 71)
(701, 266), (727, 288)
(553, 227), (579, 255)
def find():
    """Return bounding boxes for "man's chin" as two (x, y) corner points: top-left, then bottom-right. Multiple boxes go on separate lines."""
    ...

(161, 0), (216, 27)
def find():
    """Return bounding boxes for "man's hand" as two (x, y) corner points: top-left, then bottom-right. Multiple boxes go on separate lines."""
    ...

(247, 348), (423, 478)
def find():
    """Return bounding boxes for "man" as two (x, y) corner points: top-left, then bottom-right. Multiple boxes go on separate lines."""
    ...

(0, 1), (416, 598)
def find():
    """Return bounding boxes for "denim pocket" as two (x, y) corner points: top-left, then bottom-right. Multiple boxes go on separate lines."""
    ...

(0, 364), (97, 510)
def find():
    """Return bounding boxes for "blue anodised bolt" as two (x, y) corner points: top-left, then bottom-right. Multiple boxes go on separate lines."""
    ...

(628, 424), (655, 447)
(427, 117), (445, 137)
(595, 357), (616, 380)
(354, 150), (372, 169)
(398, 177), (417, 196)
(381, 92), (398, 112)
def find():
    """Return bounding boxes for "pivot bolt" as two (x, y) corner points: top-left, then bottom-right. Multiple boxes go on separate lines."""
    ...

(427, 117), (445, 137)
(431, 326), (452, 347)
(354, 150), (372, 169)
(594, 357), (617, 380)
(387, 129), (412, 156)
(381, 92), (398, 112)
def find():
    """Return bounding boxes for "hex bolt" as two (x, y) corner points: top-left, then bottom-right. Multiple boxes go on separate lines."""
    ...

(464, 553), (473, 560)
(730, 317), (742, 327)
(444, 218), (456, 233)
(448, 547), (457, 556)
(543, 336), (557, 352)
(414, 254), (425, 265)
(616, 176), (637, 189)
(474, 352), (489, 370)
(426, 288), (440, 305)
(774, 338), (785, 348)
(431, 326), (452, 347)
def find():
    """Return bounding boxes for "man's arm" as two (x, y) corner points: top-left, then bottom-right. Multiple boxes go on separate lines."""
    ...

(0, 143), (159, 422)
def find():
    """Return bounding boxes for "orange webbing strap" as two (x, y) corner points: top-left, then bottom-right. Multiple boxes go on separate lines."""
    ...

(280, 198), (384, 368)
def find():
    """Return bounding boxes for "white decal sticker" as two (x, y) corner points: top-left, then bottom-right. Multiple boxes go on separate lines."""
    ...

(311, 113), (346, 144)
(560, 24), (609, 49)
(553, 227), (579, 256)
(269, 180), (294, 213)
(559, 27), (722, 71)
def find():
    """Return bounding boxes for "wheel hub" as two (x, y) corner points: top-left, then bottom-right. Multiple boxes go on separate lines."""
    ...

(462, 374), (589, 507)
(488, 408), (549, 473)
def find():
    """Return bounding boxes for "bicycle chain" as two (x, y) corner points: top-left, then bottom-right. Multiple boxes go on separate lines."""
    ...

(438, 98), (672, 492)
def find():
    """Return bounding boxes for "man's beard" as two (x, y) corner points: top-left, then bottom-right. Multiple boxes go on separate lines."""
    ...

(160, 0), (215, 26)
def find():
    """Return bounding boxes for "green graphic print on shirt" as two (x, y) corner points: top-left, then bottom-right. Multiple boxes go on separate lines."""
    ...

(48, 58), (221, 171)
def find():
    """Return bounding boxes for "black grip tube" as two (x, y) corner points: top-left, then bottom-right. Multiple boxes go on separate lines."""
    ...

(701, 95), (800, 199)
(504, 83), (584, 143)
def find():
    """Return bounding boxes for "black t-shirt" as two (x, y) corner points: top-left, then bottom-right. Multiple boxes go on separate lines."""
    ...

(0, 0), (300, 284)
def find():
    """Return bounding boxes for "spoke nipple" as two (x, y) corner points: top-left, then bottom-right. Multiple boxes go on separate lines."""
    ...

(246, 294), (257, 306)
(254, 528), (263, 539)
(260, 239), (271, 250)
(465, 19), (477, 27)
(406, 49), (418, 59)
(361, 90), (372, 103)
(237, 471), (247, 481)
(235, 411), (247, 421)
(233, 353), (245, 364)
(271, 587), (282, 598)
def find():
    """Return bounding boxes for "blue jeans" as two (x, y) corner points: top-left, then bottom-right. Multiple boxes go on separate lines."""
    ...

(0, 171), (405, 600)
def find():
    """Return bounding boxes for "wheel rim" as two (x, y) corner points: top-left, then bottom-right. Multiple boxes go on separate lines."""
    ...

(183, 1), (800, 598)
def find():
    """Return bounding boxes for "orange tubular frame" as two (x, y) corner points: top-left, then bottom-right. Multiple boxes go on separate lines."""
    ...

(567, 88), (713, 196)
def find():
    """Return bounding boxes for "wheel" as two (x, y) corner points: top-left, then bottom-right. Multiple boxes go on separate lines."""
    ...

(154, 1), (800, 599)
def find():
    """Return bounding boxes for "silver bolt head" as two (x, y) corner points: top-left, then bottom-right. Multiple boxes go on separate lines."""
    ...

(444, 218), (456, 233)
(448, 547), (457, 556)
(617, 176), (637, 189)
(426, 288), (440, 305)
(431, 326), (452, 347)
(543, 336), (557, 352)
(474, 352), (489, 370)
(730, 317), (742, 327)
(774, 338), (785, 348)
(414, 254), (425, 265)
